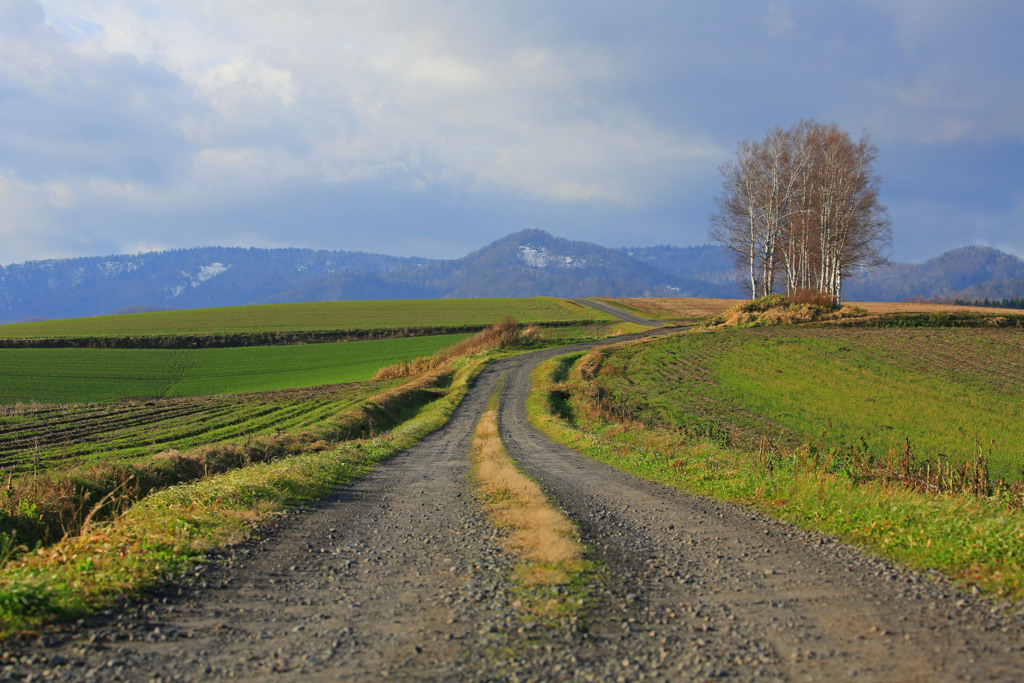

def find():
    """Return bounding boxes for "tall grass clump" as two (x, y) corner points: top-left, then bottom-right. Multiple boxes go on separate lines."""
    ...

(703, 293), (867, 328)
(374, 317), (538, 379)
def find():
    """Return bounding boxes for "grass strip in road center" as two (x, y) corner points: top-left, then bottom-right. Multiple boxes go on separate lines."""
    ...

(469, 389), (591, 621)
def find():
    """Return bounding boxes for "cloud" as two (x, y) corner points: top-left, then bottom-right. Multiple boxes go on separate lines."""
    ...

(0, 1), (199, 187)
(765, 2), (796, 38)
(28, 0), (718, 207)
(0, 0), (1019, 265)
(0, 0), (47, 37)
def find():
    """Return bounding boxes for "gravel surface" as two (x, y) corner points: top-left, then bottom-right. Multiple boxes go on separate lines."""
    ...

(3, 331), (1023, 681)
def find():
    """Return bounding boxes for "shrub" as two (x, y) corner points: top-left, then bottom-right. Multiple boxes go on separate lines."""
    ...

(373, 317), (536, 380)
(787, 288), (839, 309)
(703, 293), (867, 328)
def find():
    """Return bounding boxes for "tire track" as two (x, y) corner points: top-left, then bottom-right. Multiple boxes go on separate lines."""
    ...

(498, 344), (1024, 681)
(5, 330), (1023, 681)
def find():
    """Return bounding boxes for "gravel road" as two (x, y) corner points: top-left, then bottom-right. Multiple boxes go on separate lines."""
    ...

(4, 332), (1023, 681)
(571, 299), (662, 327)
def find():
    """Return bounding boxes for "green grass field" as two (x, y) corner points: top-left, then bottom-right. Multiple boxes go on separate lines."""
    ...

(0, 333), (469, 404)
(595, 327), (1024, 481)
(0, 297), (608, 340)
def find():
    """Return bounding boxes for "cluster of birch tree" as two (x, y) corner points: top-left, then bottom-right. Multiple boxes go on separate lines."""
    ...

(710, 120), (891, 302)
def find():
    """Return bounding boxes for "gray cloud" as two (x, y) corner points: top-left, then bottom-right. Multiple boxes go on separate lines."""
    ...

(0, 0), (1021, 265)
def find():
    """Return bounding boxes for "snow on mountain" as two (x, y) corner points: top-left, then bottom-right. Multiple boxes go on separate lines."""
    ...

(517, 245), (587, 269)
(193, 262), (230, 285)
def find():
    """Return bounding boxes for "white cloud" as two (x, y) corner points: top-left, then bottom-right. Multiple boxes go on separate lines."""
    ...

(29, 0), (707, 210)
(0, 173), (48, 237)
(765, 2), (795, 38)
(0, 0), (1017, 263)
(198, 56), (297, 113)
(407, 55), (485, 89)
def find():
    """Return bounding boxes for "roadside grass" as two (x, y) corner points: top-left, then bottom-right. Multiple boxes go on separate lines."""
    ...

(374, 317), (536, 380)
(0, 368), (452, 552)
(0, 333), (471, 404)
(0, 297), (609, 342)
(528, 349), (1024, 600)
(0, 353), (488, 636)
(469, 390), (592, 622)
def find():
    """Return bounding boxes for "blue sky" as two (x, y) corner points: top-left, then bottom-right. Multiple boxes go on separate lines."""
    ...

(1, 0), (1021, 265)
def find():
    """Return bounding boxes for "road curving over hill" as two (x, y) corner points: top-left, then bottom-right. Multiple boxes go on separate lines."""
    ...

(5, 328), (1024, 681)
(572, 297), (663, 327)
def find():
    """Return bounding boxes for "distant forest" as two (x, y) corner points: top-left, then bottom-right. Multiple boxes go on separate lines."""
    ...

(955, 297), (1024, 310)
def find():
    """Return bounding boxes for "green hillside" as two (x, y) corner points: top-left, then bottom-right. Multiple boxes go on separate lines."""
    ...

(594, 327), (1024, 481)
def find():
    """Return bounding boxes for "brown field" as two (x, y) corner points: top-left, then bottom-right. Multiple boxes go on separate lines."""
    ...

(602, 296), (1019, 320)
(599, 297), (743, 320)
(852, 301), (1021, 314)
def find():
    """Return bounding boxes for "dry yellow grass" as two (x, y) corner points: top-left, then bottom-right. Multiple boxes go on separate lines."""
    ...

(374, 317), (534, 380)
(603, 296), (1018, 320)
(853, 301), (1020, 314)
(600, 297), (743, 320)
(471, 408), (584, 583)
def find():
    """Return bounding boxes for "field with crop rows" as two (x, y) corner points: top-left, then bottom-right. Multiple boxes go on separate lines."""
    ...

(0, 333), (469, 404)
(595, 327), (1024, 481)
(598, 297), (743, 321)
(598, 297), (1014, 323)
(0, 297), (608, 341)
(0, 380), (402, 474)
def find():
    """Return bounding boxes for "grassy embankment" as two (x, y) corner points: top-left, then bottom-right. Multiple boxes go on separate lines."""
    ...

(598, 295), (1024, 324)
(0, 315), (545, 635)
(529, 306), (1024, 599)
(470, 389), (590, 621)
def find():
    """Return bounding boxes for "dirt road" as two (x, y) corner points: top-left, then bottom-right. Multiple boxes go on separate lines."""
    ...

(571, 298), (662, 327)
(4, 333), (1023, 681)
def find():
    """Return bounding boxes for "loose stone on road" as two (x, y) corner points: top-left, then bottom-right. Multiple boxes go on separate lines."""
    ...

(4, 331), (1023, 681)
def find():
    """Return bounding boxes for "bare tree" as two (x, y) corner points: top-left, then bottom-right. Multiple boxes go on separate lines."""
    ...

(754, 125), (809, 297)
(709, 139), (763, 298)
(710, 120), (890, 302)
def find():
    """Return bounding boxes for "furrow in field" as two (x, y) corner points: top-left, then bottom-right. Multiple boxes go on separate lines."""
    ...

(5, 327), (1022, 681)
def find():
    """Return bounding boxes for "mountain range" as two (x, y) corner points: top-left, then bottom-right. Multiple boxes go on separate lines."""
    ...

(1, 230), (1021, 323)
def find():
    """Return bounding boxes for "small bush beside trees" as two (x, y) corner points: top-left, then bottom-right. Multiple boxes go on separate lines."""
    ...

(703, 293), (867, 328)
